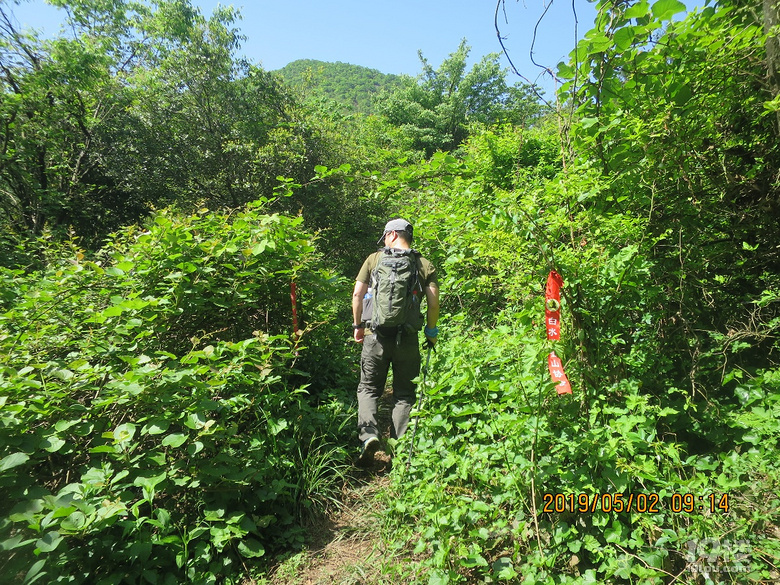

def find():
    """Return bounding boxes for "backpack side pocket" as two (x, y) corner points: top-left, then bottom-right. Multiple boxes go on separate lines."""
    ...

(362, 287), (374, 327)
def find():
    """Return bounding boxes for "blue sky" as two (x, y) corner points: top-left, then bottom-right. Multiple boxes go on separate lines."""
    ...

(16, 0), (717, 95)
(5, 0), (603, 94)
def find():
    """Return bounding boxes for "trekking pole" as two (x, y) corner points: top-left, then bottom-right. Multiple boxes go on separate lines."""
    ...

(406, 343), (433, 471)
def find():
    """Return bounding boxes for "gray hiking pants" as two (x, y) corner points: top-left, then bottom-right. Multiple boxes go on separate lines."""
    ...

(357, 330), (421, 442)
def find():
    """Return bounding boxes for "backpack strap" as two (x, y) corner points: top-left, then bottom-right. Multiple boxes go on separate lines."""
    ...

(408, 249), (423, 294)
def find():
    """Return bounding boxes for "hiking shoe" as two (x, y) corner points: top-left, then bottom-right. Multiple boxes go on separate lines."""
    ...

(356, 436), (380, 467)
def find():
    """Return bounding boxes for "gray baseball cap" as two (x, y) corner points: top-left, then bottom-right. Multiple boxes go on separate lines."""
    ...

(376, 218), (413, 246)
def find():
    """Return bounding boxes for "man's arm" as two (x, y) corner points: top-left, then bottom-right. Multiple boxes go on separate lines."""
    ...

(352, 280), (369, 342)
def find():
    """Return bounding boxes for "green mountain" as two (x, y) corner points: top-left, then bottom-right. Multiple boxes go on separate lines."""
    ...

(275, 59), (404, 114)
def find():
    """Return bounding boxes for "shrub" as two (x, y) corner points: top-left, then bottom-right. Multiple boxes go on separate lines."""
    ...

(0, 205), (353, 584)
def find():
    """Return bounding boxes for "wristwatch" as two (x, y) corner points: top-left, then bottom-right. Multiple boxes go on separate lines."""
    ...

(352, 323), (363, 330)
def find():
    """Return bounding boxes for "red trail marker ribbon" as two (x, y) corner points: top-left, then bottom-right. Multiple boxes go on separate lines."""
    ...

(545, 270), (564, 341)
(548, 352), (572, 395)
(544, 270), (572, 394)
(290, 281), (299, 337)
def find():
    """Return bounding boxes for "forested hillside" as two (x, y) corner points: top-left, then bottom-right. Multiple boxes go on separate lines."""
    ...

(1, 0), (779, 584)
(275, 59), (403, 115)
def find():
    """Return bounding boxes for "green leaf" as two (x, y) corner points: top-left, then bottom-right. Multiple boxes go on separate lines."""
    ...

(204, 507), (225, 521)
(60, 511), (88, 532)
(113, 423), (136, 444)
(35, 531), (63, 553)
(142, 420), (170, 435)
(185, 413), (207, 430)
(741, 432), (761, 445)
(268, 418), (288, 436)
(651, 0), (686, 20)
(1, 533), (32, 551)
(451, 405), (482, 417)
(735, 385), (763, 406)
(493, 557), (517, 579)
(670, 82), (692, 106)
(103, 305), (124, 317)
(134, 472), (167, 500)
(587, 33), (612, 53)
(461, 553), (488, 568)
(54, 419), (81, 432)
(50, 368), (74, 381)
(765, 97), (780, 112)
(24, 559), (46, 584)
(557, 61), (575, 79)
(613, 27), (637, 51)
(624, 1), (650, 19)
(0, 452), (29, 472)
(237, 538), (265, 558)
(89, 445), (117, 454)
(162, 433), (188, 448)
(41, 436), (66, 453)
(427, 569), (450, 585)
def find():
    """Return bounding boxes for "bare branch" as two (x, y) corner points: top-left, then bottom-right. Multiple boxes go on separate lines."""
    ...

(494, 0), (552, 108)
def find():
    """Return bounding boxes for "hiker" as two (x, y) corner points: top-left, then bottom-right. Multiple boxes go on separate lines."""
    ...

(351, 218), (439, 466)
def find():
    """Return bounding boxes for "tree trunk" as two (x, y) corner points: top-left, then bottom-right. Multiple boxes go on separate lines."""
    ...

(764, 0), (780, 130)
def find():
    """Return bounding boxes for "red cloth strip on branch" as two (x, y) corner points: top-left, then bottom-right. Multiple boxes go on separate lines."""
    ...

(545, 270), (572, 394)
(290, 281), (299, 336)
(548, 352), (572, 395)
(545, 270), (564, 340)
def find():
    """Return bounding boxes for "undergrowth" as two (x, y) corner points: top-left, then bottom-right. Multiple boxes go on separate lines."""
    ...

(0, 206), (355, 584)
(384, 312), (780, 583)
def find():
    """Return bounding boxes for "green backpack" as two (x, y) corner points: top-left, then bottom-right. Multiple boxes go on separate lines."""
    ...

(365, 248), (424, 335)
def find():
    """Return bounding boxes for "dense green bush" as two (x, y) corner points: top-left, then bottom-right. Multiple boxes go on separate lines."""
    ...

(0, 205), (354, 584)
(378, 29), (780, 576)
(387, 315), (779, 583)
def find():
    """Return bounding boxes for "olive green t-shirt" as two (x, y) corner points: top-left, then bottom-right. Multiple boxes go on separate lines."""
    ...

(356, 250), (438, 289)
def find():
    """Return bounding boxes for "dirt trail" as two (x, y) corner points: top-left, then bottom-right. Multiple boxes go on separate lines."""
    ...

(263, 391), (400, 585)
